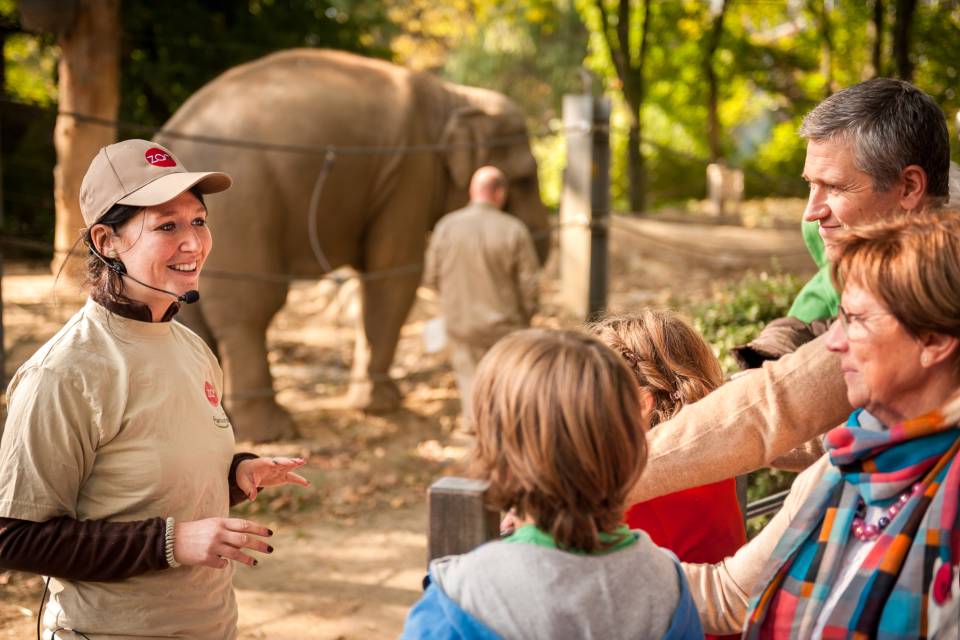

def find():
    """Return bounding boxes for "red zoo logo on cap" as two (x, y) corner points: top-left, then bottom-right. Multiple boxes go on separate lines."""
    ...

(145, 148), (176, 167)
(204, 381), (220, 407)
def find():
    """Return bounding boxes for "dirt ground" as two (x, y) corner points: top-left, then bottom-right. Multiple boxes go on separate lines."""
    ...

(0, 214), (812, 638)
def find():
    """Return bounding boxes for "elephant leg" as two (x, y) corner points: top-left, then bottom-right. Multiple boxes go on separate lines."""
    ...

(204, 282), (297, 442)
(346, 263), (420, 413)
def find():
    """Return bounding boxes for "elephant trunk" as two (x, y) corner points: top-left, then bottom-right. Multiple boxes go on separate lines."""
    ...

(507, 189), (551, 265)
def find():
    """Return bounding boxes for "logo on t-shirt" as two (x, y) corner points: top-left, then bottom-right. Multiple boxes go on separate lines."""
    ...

(144, 148), (176, 167)
(204, 381), (219, 407)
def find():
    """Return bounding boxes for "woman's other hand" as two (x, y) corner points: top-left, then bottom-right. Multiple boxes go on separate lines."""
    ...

(174, 517), (273, 568)
(235, 456), (309, 502)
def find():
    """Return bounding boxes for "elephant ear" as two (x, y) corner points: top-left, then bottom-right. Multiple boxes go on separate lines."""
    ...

(441, 107), (488, 189)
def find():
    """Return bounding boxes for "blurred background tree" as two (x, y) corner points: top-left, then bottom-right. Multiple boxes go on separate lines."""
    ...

(2, 0), (958, 519)
(3, 0), (960, 238)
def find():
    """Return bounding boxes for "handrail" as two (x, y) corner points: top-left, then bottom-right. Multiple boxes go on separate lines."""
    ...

(745, 489), (790, 520)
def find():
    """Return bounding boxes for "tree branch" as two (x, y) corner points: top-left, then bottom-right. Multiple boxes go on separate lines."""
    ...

(594, 0), (629, 86)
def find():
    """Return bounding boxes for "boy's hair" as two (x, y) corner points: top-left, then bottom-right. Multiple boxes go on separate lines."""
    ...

(589, 310), (723, 427)
(470, 329), (648, 553)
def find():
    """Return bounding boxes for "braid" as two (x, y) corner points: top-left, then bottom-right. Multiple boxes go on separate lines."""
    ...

(588, 310), (723, 427)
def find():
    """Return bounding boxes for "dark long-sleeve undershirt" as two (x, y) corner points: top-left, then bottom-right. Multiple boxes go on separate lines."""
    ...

(0, 515), (167, 581)
(0, 452), (258, 581)
(0, 298), (259, 581)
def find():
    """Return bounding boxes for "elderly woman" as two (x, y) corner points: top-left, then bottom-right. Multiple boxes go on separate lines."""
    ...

(0, 140), (308, 639)
(687, 210), (960, 638)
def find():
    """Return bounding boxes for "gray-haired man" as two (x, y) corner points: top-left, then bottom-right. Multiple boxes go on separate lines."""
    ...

(631, 78), (951, 503)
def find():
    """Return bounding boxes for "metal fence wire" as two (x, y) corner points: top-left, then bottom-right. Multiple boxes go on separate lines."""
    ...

(1, 101), (801, 520)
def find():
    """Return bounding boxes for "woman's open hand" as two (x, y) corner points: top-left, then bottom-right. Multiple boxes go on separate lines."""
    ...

(174, 517), (273, 568)
(235, 456), (310, 502)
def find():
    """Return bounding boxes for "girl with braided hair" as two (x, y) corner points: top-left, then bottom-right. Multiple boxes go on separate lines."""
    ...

(590, 310), (747, 640)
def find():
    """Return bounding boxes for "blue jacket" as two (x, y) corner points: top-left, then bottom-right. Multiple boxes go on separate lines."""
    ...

(402, 556), (704, 639)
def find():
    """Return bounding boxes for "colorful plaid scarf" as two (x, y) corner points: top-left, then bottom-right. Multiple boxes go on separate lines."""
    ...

(744, 397), (960, 639)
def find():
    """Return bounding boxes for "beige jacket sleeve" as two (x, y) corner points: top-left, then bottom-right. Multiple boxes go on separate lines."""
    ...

(683, 456), (832, 635)
(629, 334), (850, 503)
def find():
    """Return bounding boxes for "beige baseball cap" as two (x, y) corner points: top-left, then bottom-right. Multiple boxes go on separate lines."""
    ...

(79, 139), (232, 226)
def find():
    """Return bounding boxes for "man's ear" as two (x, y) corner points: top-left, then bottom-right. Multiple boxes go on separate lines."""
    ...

(898, 164), (927, 210)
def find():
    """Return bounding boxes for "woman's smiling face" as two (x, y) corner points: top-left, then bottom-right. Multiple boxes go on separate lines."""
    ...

(825, 282), (928, 423)
(104, 190), (211, 317)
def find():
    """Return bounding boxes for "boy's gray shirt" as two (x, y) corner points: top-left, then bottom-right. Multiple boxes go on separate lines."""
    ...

(431, 529), (682, 639)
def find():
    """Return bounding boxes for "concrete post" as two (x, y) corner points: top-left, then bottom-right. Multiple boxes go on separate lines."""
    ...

(559, 95), (611, 320)
(706, 162), (744, 221)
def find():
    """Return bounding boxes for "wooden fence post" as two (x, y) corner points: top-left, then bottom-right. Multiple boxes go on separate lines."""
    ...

(47, 0), (120, 282)
(427, 477), (499, 564)
(559, 94), (611, 320)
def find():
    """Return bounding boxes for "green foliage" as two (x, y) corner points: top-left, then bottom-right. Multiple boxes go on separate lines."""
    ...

(744, 468), (796, 538)
(3, 33), (57, 105)
(0, 3), (58, 246)
(531, 130), (565, 209)
(441, 0), (589, 122)
(0, 1), (397, 245)
(387, 0), (589, 210)
(6, 1), (960, 240)
(119, 1), (396, 126)
(689, 270), (804, 375)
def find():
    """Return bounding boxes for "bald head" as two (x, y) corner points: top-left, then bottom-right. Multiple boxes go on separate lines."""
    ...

(469, 166), (508, 209)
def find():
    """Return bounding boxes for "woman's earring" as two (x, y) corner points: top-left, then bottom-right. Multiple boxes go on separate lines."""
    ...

(107, 249), (118, 259)
(921, 353), (930, 366)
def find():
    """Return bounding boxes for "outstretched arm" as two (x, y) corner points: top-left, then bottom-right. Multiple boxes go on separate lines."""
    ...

(683, 456), (830, 634)
(629, 333), (849, 504)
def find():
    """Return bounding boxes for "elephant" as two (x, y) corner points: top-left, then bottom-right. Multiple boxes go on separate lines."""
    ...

(157, 49), (551, 442)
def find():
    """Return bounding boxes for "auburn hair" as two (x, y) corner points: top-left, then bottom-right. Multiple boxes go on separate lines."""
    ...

(831, 208), (960, 373)
(469, 329), (648, 553)
(589, 310), (723, 427)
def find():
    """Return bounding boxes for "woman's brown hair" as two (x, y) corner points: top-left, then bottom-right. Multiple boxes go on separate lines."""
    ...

(830, 208), (960, 372)
(588, 310), (723, 427)
(470, 329), (648, 553)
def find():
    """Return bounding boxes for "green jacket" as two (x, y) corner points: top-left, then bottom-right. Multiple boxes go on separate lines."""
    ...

(787, 220), (839, 322)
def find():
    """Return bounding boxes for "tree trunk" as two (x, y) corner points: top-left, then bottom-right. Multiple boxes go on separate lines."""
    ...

(704, 0), (728, 163)
(893, 0), (917, 82)
(628, 114), (645, 214)
(809, 0), (834, 97)
(51, 0), (120, 282)
(868, 0), (885, 78)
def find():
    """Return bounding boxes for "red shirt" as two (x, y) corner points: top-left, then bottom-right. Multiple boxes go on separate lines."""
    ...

(626, 477), (747, 640)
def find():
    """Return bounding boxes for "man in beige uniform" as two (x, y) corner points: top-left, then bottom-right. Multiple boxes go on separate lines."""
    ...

(424, 166), (540, 426)
(620, 80), (952, 632)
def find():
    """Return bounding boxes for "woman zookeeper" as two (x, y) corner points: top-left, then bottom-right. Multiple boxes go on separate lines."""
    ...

(0, 139), (308, 639)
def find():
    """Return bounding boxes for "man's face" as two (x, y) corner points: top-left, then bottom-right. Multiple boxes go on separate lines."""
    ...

(802, 137), (905, 260)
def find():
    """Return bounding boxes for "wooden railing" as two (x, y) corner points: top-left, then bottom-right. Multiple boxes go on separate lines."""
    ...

(427, 476), (790, 563)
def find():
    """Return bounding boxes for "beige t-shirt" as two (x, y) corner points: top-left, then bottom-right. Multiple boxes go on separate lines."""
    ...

(0, 299), (237, 639)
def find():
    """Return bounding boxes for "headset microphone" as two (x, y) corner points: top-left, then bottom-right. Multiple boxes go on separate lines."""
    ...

(87, 241), (200, 305)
